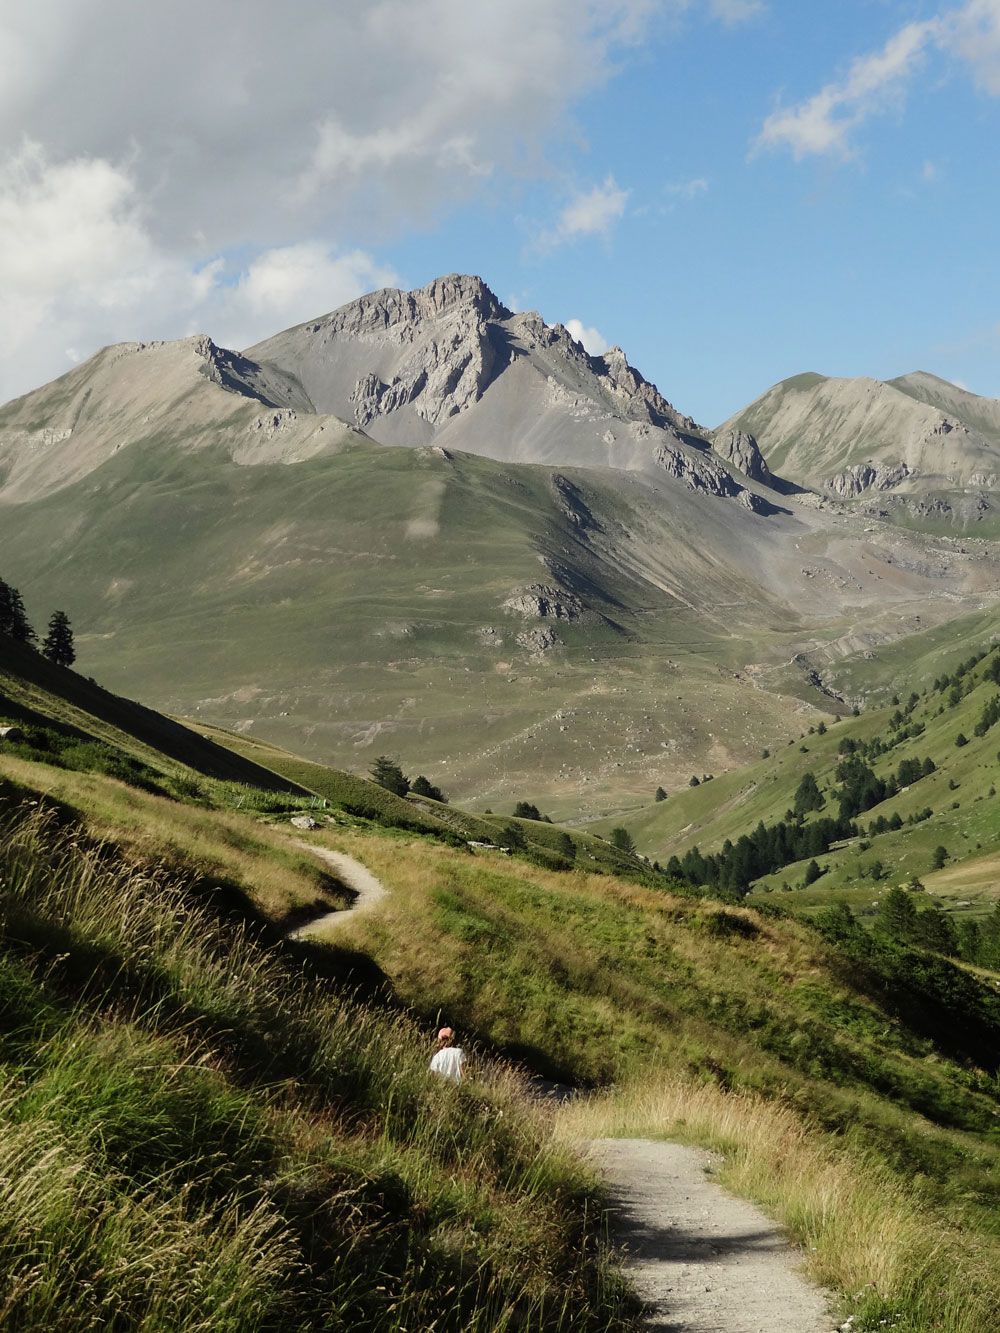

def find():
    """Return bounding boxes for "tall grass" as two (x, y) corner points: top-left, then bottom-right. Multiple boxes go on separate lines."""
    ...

(0, 800), (635, 1332)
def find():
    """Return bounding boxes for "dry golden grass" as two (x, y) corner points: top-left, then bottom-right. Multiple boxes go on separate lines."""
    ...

(0, 753), (344, 916)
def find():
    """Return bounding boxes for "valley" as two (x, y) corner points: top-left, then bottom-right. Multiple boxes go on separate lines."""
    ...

(3, 276), (1000, 813)
(5, 273), (1000, 1333)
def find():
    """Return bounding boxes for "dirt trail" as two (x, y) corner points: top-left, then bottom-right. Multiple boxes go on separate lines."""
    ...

(287, 841), (388, 938)
(586, 1139), (833, 1333)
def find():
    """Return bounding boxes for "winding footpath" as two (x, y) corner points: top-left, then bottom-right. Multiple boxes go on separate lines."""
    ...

(586, 1139), (833, 1333)
(286, 841), (834, 1331)
(286, 840), (388, 938)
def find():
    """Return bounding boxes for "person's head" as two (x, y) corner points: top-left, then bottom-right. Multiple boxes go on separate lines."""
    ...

(437, 1026), (454, 1048)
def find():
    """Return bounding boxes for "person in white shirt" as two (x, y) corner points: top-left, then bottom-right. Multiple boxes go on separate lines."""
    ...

(429, 1026), (467, 1084)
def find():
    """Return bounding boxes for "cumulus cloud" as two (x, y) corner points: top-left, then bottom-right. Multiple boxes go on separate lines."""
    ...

(565, 319), (610, 355)
(540, 176), (630, 250)
(0, 143), (212, 393)
(0, 0), (761, 401)
(755, 0), (1000, 160)
(0, 0), (658, 248)
(0, 143), (398, 398)
(215, 244), (399, 350)
(0, 0), (667, 401)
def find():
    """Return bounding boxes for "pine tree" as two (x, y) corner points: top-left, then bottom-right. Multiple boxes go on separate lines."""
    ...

(793, 771), (824, 815)
(411, 774), (445, 802)
(875, 885), (917, 942)
(513, 801), (542, 821)
(369, 756), (409, 796)
(0, 579), (36, 644)
(609, 827), (636, 855)
(654, 786), (667, 802)
(41, 610), (75, 666)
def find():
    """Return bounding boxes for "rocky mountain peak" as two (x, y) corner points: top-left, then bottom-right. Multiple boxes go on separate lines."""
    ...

(593, 345), (701, 436)
(302, 273), (509, 344)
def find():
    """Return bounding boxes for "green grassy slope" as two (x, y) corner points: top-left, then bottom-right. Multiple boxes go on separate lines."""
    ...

(0, 635), (305, 791)
(7, 642), (1000, 1328)
(607, 639), (1000, 926)
(0, 433), (842, 812)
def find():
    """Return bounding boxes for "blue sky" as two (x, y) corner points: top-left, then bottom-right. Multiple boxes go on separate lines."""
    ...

(3, 1), (999, 424)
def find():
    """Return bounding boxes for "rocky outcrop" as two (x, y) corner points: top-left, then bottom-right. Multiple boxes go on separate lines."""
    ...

(351, 371), (426, 427)
(712, 429), (772, 484)
(326, 277), (503, 428)
(503, 584), (585, 621)
(311, 273), (509, 340)
(244, 273), (772, 507)
(594, 346), (701, 435)
(827, 461), (914, 498)
(516, 627), (561, 654)
(654, 442), (769, 512)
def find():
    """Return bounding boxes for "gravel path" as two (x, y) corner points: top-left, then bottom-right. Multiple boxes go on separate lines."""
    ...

(586, 1138), (833, 1333)
(287, 842), (388, 938)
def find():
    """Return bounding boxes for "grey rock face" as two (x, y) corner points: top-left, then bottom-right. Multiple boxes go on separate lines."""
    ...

(516, 627), (561, 654)
(828, 461), (914, 498)
(653, 441), (767, 511)
(246, 274), (763, 507)
(713, 429), (772, 483)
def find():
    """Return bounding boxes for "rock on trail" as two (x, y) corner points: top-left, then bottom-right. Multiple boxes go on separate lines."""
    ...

(586, 1138), (832, 1333)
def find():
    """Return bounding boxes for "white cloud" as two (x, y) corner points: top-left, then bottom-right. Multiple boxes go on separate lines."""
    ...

(214, 244), (399, 350)
(709, 0), (766, 25)
(0, 143), (398, 398)
(664, 177), (709, 198)
(755, 1), (1000, 161)
(0, 0), (764, 402)
(755, 19), (938, 159)
(540, 176), (630, 250)
(942, 0), (1000, 94)
(0, 0), (666, 402)
(565, 319), (610, 355)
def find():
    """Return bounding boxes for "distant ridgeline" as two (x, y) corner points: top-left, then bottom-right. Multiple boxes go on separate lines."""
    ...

(0, 574), (74, 666)
(668, 645), (1000, 897)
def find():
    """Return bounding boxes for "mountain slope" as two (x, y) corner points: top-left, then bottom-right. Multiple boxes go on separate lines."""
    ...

(5, 602), (1000, 1332)
(2, 276), (1000, 809)
(0, 333), (366, 505)
(716, 370), (1000, 523)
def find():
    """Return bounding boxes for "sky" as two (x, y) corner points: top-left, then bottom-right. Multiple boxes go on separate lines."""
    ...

(2, 0), (1000, 426)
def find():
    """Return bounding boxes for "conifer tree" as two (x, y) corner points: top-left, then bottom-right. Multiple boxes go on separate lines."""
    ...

(41, 610), (75, 666)
(0, 579), (36, 644)
(609, 827), (636, 855)
(369, 755), (409, 796)
(875, 885), (917, 942)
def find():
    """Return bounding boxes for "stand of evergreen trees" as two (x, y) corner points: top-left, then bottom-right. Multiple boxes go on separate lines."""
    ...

(667, 748), (937, 896)
(0, 577), (75, 666)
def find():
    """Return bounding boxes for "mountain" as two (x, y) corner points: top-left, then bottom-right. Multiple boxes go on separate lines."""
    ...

(1, 277), (999, 812)
(247, 273), (773, 503)
(0, 332), (367, 505)
(716, 370), (1000, 525)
